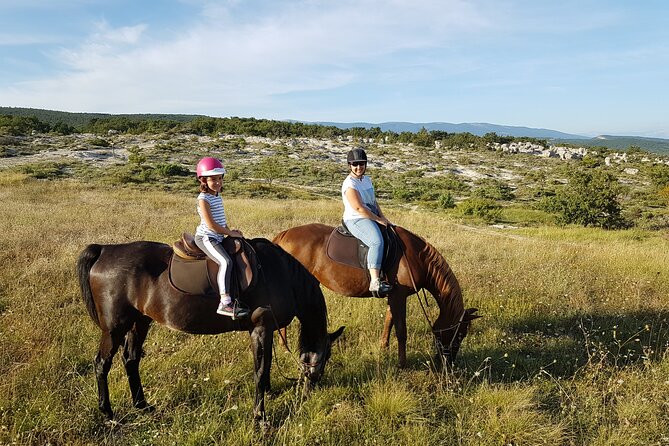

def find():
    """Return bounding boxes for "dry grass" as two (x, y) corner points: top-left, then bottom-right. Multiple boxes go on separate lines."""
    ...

(1, 175), (668, 445)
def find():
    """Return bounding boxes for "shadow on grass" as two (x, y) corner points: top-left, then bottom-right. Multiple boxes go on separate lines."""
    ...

(459, 309), (669, 383)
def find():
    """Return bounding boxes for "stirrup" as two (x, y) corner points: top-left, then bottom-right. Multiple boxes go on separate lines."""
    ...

(232, 300), (250, 320)
(370, 279), (391, 298)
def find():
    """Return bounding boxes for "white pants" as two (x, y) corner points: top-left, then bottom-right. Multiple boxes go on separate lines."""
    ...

(194, 235), (232, 300)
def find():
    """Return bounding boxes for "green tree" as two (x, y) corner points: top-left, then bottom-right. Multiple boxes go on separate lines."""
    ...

(127, 147), (146, 166)
(648, 164), (669, 188)
(256, 155), (286, 185)
(546, 169), (627, 229)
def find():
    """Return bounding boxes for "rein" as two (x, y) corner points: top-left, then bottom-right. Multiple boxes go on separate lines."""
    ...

(390, 225), (463, 357)
(268, 305), (303, 382)
(261, 251), (326, 380)
(253, 250), (306, 382)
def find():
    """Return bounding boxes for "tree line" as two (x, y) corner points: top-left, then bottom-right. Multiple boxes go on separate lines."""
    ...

(1, 113), (548, 149)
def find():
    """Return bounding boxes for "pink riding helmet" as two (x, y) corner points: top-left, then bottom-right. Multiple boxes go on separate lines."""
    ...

(196, 157), (227, 178)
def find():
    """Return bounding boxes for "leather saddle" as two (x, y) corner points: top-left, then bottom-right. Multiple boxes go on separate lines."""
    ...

(169, 233), (258, 297)
(326, 222), (401, 274)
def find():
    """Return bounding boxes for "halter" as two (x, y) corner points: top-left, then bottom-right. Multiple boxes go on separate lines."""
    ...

(301, 353), (327, 370)
(431, 309), (466, 353)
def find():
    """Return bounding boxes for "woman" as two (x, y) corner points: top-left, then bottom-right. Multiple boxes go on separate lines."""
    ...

(341, 148), (393, 294)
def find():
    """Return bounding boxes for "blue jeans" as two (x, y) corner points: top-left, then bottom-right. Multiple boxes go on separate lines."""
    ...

(344, 218), (383, 269)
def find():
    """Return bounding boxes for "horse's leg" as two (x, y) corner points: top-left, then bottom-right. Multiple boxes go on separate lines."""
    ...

(250, 324), (273, 424)
(122, 316), (153, 411)
(380, 305), (394, 349)
(95, 328), (126, 420)
(387, 294), (408, 367)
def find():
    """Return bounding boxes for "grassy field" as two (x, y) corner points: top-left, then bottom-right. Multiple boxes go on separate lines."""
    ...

(1, 173), (668, 445)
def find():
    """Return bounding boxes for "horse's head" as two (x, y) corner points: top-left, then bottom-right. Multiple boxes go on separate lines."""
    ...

(300, 326), (344, 384)
(434, 308), (480, 368)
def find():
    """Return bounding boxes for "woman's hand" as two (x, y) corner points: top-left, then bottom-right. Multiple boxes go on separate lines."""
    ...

(228, 229), (243, 238)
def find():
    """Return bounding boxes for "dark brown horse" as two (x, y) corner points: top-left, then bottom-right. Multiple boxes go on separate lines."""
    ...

(77, 238), (343, 423)
(273, 224), (479, 368)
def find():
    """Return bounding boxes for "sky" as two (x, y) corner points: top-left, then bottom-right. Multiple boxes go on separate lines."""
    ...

(1, 0), (668, 138)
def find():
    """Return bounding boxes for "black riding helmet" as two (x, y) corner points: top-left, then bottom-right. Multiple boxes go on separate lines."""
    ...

(347, 148), (367, 164)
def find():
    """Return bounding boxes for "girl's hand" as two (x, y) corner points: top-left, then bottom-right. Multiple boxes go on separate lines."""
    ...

(377, 217), (391, 226)
(229, 229), (243, 238)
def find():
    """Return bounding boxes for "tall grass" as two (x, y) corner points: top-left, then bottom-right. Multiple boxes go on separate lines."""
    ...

(1, 174), (668, 445)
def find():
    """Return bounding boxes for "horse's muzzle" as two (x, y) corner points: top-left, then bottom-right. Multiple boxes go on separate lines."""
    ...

(302, 362), (322, 382)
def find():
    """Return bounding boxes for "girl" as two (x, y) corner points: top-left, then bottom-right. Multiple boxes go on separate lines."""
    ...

(194, 157), (249, 319)
(341, 148), (393, 294)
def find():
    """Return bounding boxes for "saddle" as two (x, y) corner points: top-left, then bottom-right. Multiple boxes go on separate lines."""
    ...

(326, 222), (401, 275)
(169, 233), (258, 297)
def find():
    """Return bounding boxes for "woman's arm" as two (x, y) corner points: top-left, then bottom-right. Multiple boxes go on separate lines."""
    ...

(374, 202), (392, 225)
(344, 188), (389, 225)
(199, 199), (243, 237)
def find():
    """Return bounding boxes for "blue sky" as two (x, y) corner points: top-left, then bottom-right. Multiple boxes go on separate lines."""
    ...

(1, 0), (668, 137)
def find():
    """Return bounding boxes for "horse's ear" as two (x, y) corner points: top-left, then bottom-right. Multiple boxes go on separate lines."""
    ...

(329, 326), (345, 343)
(463, 308), (482, 321)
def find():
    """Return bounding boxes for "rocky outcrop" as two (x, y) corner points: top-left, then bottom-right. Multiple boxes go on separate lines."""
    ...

(487, 142), (588, 160)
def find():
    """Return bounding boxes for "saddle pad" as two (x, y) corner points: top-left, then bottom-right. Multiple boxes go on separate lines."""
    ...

(168, 237), (258, 297)
(168, 254), (217, 296)
(325, 224), (402, 273)
(326, 228), (368, 269)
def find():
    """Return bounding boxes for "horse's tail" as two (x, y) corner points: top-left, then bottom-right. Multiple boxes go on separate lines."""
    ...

(77, 243), (103, 327)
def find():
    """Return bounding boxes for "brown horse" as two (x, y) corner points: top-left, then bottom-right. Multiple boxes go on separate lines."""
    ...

(273, 224), (479, 368)
(77, 238), (344, 423)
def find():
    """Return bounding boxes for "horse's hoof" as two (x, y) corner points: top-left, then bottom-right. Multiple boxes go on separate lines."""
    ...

(104, 418), (122, 428)
(135, 402), (155, 413)
(255, 419), (275, 436)
(100, 407), (114, 421)
(253, 414), (272, 434)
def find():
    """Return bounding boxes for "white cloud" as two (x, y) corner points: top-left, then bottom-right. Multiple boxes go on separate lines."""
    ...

(1, 0), (489, 113)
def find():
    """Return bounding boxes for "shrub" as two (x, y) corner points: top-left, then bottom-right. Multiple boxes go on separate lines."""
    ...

(437, 192), (456, 209)
(127, 147), (146, 166)
(19, 163), (67, 179)
(543, 169), (628, 229)
(648, 164), (669, 188)
(154, 163), (189, 177)
(473, 179), (515, 200)
(458, 198), (501, 223)
(89, 137), (110, 147)
(659, 185), (669, 204)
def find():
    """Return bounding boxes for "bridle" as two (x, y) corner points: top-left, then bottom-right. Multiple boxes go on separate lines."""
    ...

(301, 347), (328, 372)
(431, 309), (466, 358)
(268, 303), (330, 379)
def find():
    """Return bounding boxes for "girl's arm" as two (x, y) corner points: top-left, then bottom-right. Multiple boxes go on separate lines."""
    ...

(199, 199), (243, 237)
(344, 188), (390, 225)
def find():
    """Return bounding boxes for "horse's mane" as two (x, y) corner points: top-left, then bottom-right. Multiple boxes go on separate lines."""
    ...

(249, 238), (328, 328)
(412, 234), (463, 313)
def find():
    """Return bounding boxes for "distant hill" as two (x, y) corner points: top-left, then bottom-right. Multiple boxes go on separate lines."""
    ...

(0, 107), (203, 128)
(306, 120), (589, 140)
(303, 121), (669, 155)
(3, 107), (669, 154)
(555, 135), (669, 154)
